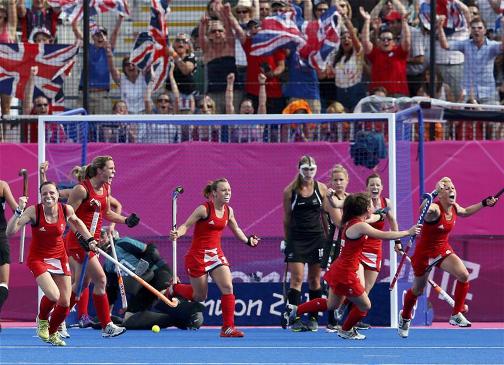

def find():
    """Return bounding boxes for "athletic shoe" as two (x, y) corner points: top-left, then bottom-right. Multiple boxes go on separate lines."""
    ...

(58, 321), (70, 338)
(325, 323), (339, 333)
(290, 317), (309, 332)
(335, 305), (346, 323)
(449, 312), (472, 327)
(398, 310), (411, 338)
(281, 304), (297, 329)
(78, 314), (93, 328)
(306, 316), (319, 332)
(355, 321), (371, 330)
(337, 327), (366, 340)
(220, 326), (244, 337)
(48, 332), (66, 346)
(36, 316), (49, 342)
(102, 322), (126, 337)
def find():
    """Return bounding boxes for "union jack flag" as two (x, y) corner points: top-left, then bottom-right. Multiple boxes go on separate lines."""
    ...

(251, 8), (341, 71)
(0, 43), (79, 106)
(419, 0), (466, 32)
(61, 0), (130, 24)
(128, 0), (170, 92)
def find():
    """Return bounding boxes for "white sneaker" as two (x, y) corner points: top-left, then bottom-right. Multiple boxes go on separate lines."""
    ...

(337, 327), (366, 340)
(449, 312), (472, 327)
(325, 323), (339, 333)
(58, 321), (70, 338)
(281, 304), (298, 329)
(102, 322), (126, 338)
(398, 310), (411, 338)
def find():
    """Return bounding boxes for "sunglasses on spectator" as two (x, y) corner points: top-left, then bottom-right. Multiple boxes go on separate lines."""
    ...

(210, 29), (224, 34)
(380, 37), (393, 42)
(175, 38), (188, 43)
(200, 104), (213, 109)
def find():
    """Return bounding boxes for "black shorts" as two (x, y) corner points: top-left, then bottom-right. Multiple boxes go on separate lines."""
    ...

(284, 234), (325, 265)
(0, 234), (10, 265)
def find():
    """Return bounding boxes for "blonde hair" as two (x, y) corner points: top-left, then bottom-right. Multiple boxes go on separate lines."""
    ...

(84, 156), (113, 179)
(327, 101), (345, 114)
(203, 178), (229, 199)
(70, 165), (87, 182)
(331, 164), (348, 181)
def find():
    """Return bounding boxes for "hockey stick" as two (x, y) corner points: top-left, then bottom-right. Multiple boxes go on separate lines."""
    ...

(94, 246), (179, 308)
(171, 186), (184, 279)
(18, 169), (28, 263)
(76, 199), (100, 300)
(109, 233), (128, 313)
(390, 189), (438, 290)
(494, 188), (504, 200)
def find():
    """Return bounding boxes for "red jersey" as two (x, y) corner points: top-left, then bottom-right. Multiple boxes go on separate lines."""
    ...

(329, 218), (367, 276)
(66, 179), (109, 250)
(190, 201), (229, 252)
(29, 203), (67, 260)
(367, 45), (409, 95)
(364, 196), (387, 251)
(416, 202), (457, 251)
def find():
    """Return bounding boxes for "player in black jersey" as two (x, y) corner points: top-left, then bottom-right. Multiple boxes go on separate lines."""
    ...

(282, 155), (333, 331)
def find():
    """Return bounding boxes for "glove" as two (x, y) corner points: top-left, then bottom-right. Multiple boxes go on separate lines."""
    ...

(125, 213), (140, 228)
(76, 232), (97, 252)
(482, 196), (496, 207)
(280, 240), (287, 253)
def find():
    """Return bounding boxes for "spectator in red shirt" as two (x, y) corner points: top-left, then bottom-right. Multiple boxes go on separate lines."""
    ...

(360, 7), (411, 97)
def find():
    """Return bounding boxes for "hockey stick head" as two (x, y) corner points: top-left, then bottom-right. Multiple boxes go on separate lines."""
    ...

(172, 186), (184, 199)
(19, 168), (28, 196)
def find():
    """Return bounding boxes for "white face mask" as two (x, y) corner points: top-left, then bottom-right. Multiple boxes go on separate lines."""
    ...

(299, 163), (317, 180)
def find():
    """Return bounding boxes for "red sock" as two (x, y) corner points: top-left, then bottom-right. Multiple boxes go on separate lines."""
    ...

(341, 306), (367, 331)
(452, 281), (469, 315)
(39, 296), (56, 320)
(93, 293), (111, 329)
(48, 305), (69, 335)
(401, 289), (418, 319)
(297, 298), (327, 316)
(77, 287), (89, 317)
(173, 284), (194, 300)
(221, 293), (235, 328)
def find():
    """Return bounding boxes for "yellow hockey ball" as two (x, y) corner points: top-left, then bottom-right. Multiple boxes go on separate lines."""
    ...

(152, 325), (160, 333)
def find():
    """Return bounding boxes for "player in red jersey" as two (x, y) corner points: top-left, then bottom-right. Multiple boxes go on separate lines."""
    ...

(66, 155), (139, 337)
(6, 181), (98, 346)
(282, 192), (421, 340)
(169, 178), (260, 337)
(398, 177), (498, 338)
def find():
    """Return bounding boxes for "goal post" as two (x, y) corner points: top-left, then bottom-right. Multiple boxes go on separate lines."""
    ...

(38, 108), (425, 327)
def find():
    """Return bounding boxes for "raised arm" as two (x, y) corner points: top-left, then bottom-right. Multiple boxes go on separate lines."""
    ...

(109, 15), (124, 50)
(6, 197), (32, 236)
(225, 73), (235, 114)
(7, 0), (17, 39)
(223, 2), (247, 44)
(39, 161), (48, 185)
(359, 7), (374, 55)
(257, 73), (267, 114)
(22, 66), (37, 115)
(106, 43), (121, 85)
(400, 14), (411, 52)
(16, 0), (26, 19)
(167, 62), (180, 114)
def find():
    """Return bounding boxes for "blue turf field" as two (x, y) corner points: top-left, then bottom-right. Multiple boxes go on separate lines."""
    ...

(1, 327), (503, 364)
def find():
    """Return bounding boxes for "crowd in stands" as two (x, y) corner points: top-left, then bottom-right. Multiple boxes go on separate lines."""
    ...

(0, 0), (503, 142)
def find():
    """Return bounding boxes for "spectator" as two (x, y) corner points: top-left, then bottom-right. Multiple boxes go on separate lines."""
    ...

(0, 0), (17, 116)
(109, 55), (148, 115)
(225, 73), (262, 142)
(259, 0), (271, 20)
(224, 7), (286, 115)
(199, 4), (239, 116)
(72, 16), (123, 115)
(438, 16), (504, 104)
(28, 26), (53, 43)
(361, 7), (411, 97)
(329, 13), (366, 112)
(17, 0), (60, 42)
(282, 99), (314, 142)
(194, 95), (219, 141)
(166, 33), (197, 114)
